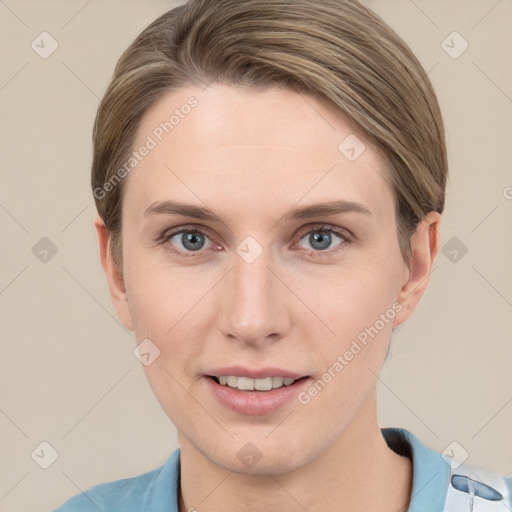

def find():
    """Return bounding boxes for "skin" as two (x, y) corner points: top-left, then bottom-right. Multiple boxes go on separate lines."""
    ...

(96, 84), (440, 512)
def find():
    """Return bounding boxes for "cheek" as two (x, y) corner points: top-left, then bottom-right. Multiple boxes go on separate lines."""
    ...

(124, 245), (203, 336)
(124, 254), (219, 381)
(295, 272), (398, 419)
(292, 258), (401, 394)
(298, 259), (401, 339)
(126, 265), (214, 423)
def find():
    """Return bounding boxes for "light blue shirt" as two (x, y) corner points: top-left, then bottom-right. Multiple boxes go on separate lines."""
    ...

(55, 428), (512, 511)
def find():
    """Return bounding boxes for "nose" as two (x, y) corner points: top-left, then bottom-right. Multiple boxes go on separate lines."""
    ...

(217, 251), (291, 347)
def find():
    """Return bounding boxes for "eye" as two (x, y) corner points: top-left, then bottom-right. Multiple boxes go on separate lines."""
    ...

(158, 224), (350, 258)
(296, 227), (347, 252)
(164, 228), (216, 253)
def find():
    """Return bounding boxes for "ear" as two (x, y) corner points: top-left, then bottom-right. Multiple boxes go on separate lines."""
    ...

(94, 214), (134, 331)
(393, 211), (441, 327)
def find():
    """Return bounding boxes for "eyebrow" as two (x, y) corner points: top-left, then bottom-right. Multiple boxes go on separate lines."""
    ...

(143, 199), (372, 224)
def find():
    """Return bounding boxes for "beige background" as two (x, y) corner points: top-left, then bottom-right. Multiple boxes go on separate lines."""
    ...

(0, 1), (511, 510)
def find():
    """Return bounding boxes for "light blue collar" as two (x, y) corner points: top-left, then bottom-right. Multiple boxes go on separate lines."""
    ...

(381, 427), (450, 512)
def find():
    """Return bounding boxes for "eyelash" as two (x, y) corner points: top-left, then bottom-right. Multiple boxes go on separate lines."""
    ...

(157, 224), (352, 259)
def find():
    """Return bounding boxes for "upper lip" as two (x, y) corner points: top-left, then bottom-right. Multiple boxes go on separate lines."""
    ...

(206, 366), (306, 379)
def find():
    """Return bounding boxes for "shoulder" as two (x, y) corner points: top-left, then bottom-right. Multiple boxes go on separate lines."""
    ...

(382, 427), (512, 511)
(54, 469), (157, 511)
(54, 449), (180, 512)
(444, 460), (512, 511)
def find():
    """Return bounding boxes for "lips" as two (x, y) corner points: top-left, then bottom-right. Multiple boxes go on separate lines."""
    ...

(203, 366), (311, 415)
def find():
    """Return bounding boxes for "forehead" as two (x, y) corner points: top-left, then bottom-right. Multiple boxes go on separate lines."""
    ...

(124, 84), (394, 222)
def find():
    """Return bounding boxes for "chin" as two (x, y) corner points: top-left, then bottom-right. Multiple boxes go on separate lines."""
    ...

(222, 451), (305, 476)
(200, 434), (312, 476)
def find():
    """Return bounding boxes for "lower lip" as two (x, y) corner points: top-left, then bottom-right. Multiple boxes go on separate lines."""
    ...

(205, 376), (311, 416)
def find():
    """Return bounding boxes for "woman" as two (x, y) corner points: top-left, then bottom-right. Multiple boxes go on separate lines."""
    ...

(56, 0), (511, 510)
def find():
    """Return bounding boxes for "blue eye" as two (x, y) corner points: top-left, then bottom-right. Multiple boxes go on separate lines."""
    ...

(167, 229), (214, 252)
(160, 224), (349, 258)
(297, 228), (345, 251)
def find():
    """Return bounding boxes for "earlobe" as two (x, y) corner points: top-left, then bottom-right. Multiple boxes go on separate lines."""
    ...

(393, 211), (441, 327)
(94, 214), (134, 331)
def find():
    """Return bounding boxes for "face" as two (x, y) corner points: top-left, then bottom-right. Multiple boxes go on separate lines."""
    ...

(100, 84), (436, 475)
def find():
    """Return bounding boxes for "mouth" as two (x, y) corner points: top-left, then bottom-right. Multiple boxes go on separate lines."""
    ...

(205, 373), (312, 415)
(203, 366), (312, 415)
(208, 375), (309, 392)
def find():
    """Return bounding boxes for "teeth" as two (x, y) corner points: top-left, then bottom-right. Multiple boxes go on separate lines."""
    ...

(216, 375), (298, 391)
(272, 376), (284, 388)
(254, 377), (272, 391)
(238, 376), (254, 391)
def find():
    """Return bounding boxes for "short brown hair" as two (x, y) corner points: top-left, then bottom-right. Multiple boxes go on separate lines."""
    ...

(91, 0), (448, 269)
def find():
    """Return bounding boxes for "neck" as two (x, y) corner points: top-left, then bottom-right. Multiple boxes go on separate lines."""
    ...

(178, 390), (412, 512)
